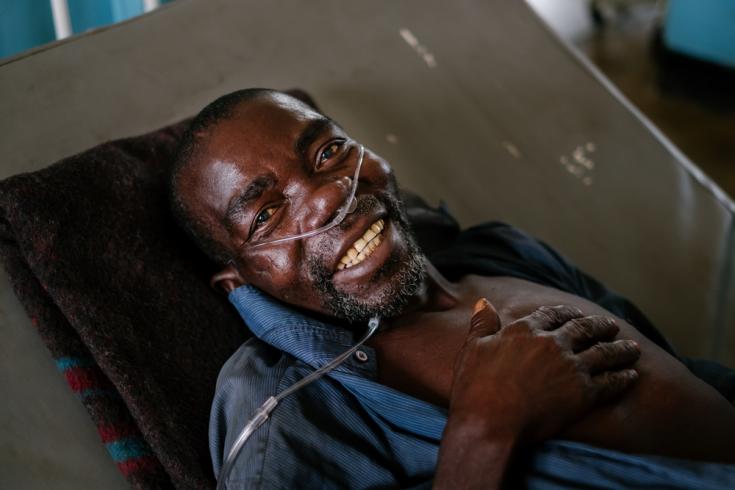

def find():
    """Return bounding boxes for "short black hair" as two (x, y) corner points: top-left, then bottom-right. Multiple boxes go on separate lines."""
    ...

(169, 88), (278, 265)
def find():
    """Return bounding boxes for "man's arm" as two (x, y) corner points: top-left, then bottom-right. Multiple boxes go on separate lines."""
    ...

(431, 222), (735, 401)
(435, 411), (521, 490)
(534, 229), (735, 402)
(434, 300), (640, 489)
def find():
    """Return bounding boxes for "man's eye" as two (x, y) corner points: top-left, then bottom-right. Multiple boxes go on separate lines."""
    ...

(254, 206), (277, 229)
(318, 141), (344, 165)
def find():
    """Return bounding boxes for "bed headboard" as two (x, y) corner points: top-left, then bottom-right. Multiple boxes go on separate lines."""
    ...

(1, 0), (733, 488)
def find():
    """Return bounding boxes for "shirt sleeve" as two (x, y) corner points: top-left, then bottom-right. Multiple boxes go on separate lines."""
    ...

(209, 339), (410, 489)
(209, 339), (291, 489)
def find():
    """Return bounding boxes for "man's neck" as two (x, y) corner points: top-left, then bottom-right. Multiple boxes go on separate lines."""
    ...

(396, 257), (461, 317)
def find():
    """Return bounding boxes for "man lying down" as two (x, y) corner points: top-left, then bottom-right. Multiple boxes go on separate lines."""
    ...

(169, 89), (735, 489)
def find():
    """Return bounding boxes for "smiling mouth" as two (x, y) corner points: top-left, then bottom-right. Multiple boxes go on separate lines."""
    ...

(336, 219), (385, 271)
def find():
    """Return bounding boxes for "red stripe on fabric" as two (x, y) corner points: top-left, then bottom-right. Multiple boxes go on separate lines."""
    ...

(97, 423), (139, 443)
(64, 366), (105, 392)
(116, 455), (159, 477)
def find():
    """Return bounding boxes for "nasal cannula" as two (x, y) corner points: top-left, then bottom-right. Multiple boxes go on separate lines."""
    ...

(217, 143), (379, 489)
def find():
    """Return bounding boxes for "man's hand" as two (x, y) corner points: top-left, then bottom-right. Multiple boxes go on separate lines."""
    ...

(434, 299), (641, 489)
(452, 299), (640, 441)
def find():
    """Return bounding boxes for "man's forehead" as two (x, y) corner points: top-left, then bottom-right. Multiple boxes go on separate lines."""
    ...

(258, 92), (323, 120)
(185, 93), (331, 212)
(200, 94), (331, 168)
(224, 92), (323, 138)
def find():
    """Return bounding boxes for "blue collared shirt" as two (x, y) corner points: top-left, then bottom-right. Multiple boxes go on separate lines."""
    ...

(210, 284), (735, 489)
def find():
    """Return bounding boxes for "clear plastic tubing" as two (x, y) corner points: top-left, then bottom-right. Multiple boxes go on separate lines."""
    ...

(215, 315), (381, 489)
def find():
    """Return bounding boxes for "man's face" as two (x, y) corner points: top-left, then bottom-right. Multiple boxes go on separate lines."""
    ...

(179, 93), (425, 322)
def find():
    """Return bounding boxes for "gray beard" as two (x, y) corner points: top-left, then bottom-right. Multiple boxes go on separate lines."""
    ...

(308, 192), (426, 324)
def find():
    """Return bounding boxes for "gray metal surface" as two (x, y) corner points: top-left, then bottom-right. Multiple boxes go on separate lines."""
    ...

(1, 0), (733, 487)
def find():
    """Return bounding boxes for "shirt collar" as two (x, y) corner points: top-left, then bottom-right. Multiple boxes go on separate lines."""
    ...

(228, 284), (377, 376)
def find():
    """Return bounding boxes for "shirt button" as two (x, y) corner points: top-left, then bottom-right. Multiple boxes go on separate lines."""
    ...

(354, 350), (369, 362)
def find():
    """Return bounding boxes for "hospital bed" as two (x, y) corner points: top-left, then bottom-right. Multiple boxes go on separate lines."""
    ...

(1, 0), (733, 488)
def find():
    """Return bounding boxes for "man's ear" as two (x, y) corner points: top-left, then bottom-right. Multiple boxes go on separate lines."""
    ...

(210, 263), (246, 294)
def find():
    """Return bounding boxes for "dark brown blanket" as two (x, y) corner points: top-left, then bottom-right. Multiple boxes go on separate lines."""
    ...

(0, 117), (459, 489)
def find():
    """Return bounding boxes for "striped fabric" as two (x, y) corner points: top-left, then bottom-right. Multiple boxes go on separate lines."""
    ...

(54, 355), (161, 480)
(210, 284), (735, 489)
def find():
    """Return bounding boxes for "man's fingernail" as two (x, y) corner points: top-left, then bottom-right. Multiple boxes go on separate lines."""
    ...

(473, 298), (489, 314)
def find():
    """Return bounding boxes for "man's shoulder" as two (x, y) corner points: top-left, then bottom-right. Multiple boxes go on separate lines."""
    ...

(431, 220), (545, 263)
(210, 337), (294, 476)
(429, 220), (575, 287)
(215, 336), (288, 391)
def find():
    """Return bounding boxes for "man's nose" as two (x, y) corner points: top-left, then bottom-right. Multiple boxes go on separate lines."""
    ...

(298, 175), (354, 233)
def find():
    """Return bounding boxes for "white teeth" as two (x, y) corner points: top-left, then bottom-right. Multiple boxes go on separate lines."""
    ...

(337, 219), (385, 270)
(354, 238), (367, 253)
